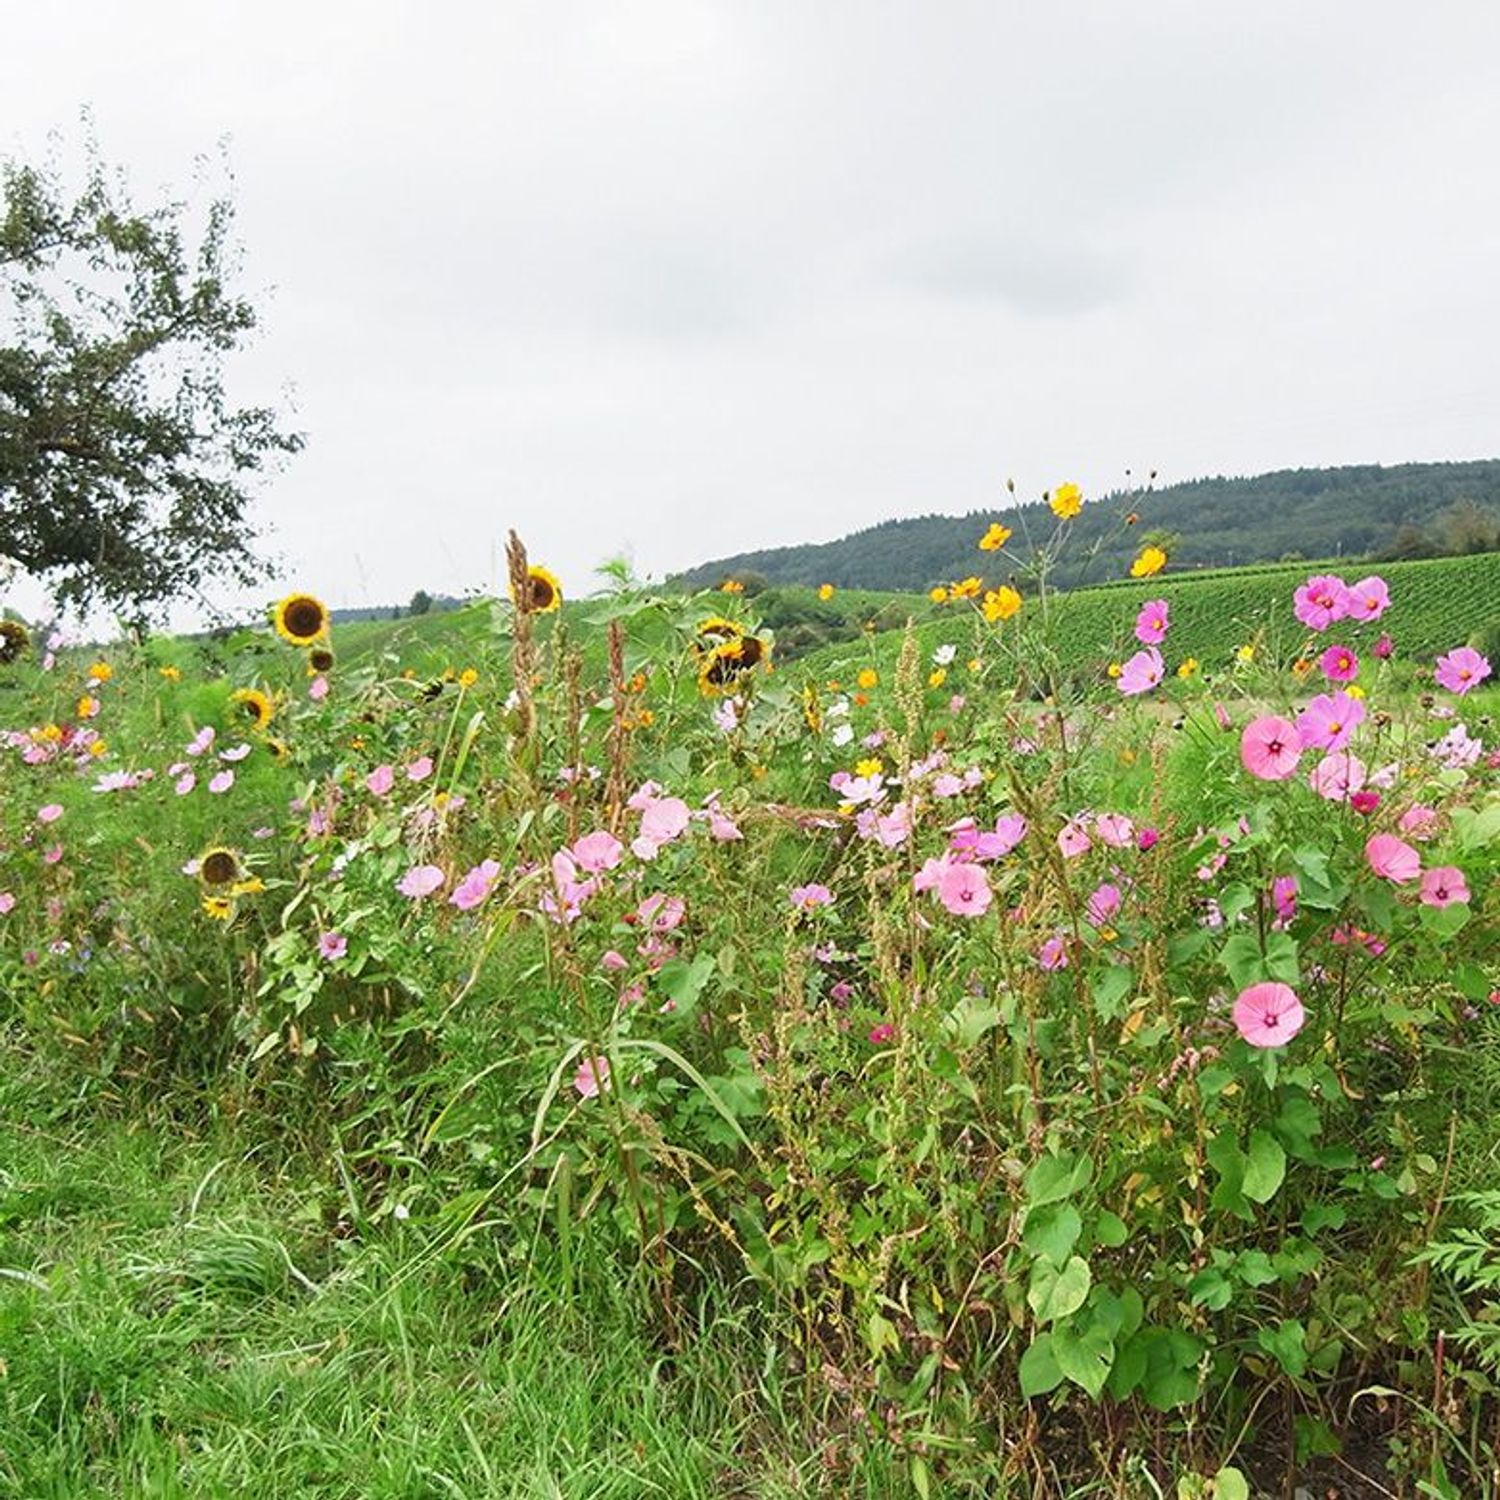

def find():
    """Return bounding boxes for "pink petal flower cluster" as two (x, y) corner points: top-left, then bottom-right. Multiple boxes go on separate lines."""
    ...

(1134, 600), (1170, 645)
(1434, 645), (1492, 696)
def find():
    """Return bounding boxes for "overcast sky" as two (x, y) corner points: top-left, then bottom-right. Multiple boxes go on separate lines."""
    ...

(6, 1), (1499, 622)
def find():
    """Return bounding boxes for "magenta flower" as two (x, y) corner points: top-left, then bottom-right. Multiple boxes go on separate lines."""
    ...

(1318, 644), (1359, 682)
(1372, 633), (1394, 660)
(1307, 751), (1366, 802)
(1420, 866), (1470, 908)
(1365, 833), (1421, 884)
(573, 1055), (611, 1099)
(1349, 790), (1381, 815)
(1116, 647), (1164, 696)
(1240, 716), (1303, 780)
(790, 883), (834, 911)
(37, 803), (64, 824)
(1434, 645), (1492, 696)
(1296, 691), (1366, 752)
(571, 829), (625, 873)
(397, 863), (446, 899)
(318, 932), (348, 960)
(208, 770), (235, 794)
(1343, 575), (1390, 622)
(450, 859), (501, 911)
(1134, 599), (1170, 645)
(1137, 827), (1160, 851)
(1037, 935), (1068, 970)
(868, 1022), (896, 1046)
(937, 861), (992, 917)
(1233, 982), (1306, 1048)
(366, 764), (395, 796)
(1293, 574), (1348, 631)
(1271, 875), (1298, 925)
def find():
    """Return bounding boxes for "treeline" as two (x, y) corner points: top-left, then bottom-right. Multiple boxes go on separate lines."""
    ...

(675, 459), (1500, 595)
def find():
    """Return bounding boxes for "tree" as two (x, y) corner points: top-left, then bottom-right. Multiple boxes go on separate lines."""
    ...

(408, 588), (433, 616)
(0, 129), (301, 618)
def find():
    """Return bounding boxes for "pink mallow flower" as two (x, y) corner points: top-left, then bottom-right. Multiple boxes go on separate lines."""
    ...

(1419, 866), (1470, 908)
(366, 764), (395, 796)
(1271, 875), (1298, 925)
(208, 770), (235, 794)
(1134, 600), (1170, 645)
(1093, 812), (1134, 848)
(1434, 646), (1492, 696)
(1319, 644), (1359, 682)
(1116, 647), (1164, 696)
(1086, 883), (1122, 927)
(635, 892), (687, 931)
(397, 863), (446, 899)
(571, 829), (625, 873)
(574, 1055), (611, 1099)
(308, 675), (330, 701)
(868, 1023), (896, 1046)
(1057, 819), (1092, 858)
(406, 755), (434, 782)
(1293, 574), (1348, 631)
(0, 892), (16, 915)
(1343, 576), (1390, 622)
(1233, 982), (1306, 1048)
(635, 797), (691, 858)
(790, 883), (834, 911)
(450, 859), (501, 911)
(1240, 716), (1303, 780)
(1296, 691), (1366, 753)
(1365, 833), (1421, 884)
(1398, 804), (1439, 841)
(938, 861), (992, 917)
(1037, 935), (1068, 970)
(318, 932), (348, 960)
(1308, 752), (1366, 802)
(37, 804), (64, 824)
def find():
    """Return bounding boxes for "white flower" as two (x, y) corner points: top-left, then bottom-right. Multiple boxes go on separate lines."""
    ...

(831, 723), (854, 747)
(933, 643), (957, 666)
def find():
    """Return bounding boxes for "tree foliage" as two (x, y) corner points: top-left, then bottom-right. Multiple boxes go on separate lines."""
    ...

(0, 132), (301, 617)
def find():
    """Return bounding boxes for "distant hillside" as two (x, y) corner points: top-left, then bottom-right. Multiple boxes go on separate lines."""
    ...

(675, 460), (1500, 594)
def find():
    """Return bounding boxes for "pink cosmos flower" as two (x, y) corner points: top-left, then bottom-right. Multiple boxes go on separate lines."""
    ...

(1240, 716), (1302, 780)
(574, 1055), (611, 1099)
(397, 863), (446, 899)
(451, 859), (502, 911)
(1296, 691), (1366, 753)
(868, 1022), (896, 1046)
(1057, 820), (1092, 858)
(1434, 646), (1492, 696)
(938, 861), (992, 917)
(220, 743), (252, 763)
(1365, 833), (1421, 884)
(913, 854), (951, 893)
(366, 764), (395, 796)
(406, 755), (434, 782)
(1293, 574), (1348, 631)
(0, 892), (15, 915)
(1319, 644), (1359, 683)
(308, 675), (329, 701)
(208, 770), (235, 794)
(571, 829), (625, 873)
(1094, 812), (1134, 848)
(43, 845), (63, 866)
(1117, 647), (1165, 696)
(1349, 790), (1381, 815)
(1398, 804), (1439, 840)
(930, 773), (965, 798)
(790, 883), (834, 911)
(600, 949), (629, 972)
(1037, 935), (1068, 970)
(1420, 866), (1469, 908)
(1372, 633), (1394, 660)
(1307, 751), (1367, 802)
(1137, 827), (1160, 851)
(318, 932), (348, 960)
(639, 797), (690, 848)
(1343, 575), (1390, 622)
(37, 804), (64, 824)
(171, 771), (196, 796)
(1134, 600), (1170, 645)
(1233, 982), (1306, 1048)
(1086, 882), (1122, 926)
(871, 802), (913, 848)
(187, 726), (215, 756)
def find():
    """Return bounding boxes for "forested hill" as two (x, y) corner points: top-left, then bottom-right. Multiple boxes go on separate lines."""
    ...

(675, 460), (1500, 593)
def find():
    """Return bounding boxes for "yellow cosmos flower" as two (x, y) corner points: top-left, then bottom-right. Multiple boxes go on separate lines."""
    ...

(929, 667), (947, 688)
(77, 694), (99, 718)
(855, 758), (883, 777)
(952, 576), (982, 599)
(1177, 658), (1199, 679)
(458, 668), (479, 688)
(273, 593), (331, 646)
(230, 687), (275, 733)
(1236, 644), (1256, 664)
(857, 668), (879, 690)
(968, 657), (981, 672)
(1130, 545), (1168, 579)
(719, 578), (745, 595)
(88, 661), (113, 682)
(88, 739), (107, 756)
(929, 586), (949, 604)
(1107, 661), (1123, 679)
(159, 664), (182, 681)
(38, 723), (62, 742)
(1050, 483), (1083, 520)
(1345, 683), (1366, 700)
(982, 586), (1022, 623)
(514, 566), (563, 613)
(818, 583), (835, 601)
(978, 522), (1012, 551)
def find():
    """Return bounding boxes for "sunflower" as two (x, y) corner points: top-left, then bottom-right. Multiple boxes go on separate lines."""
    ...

(201, 895), (236, 921)
(0, 620), (31, 664)
(692, 617), (744, 655)
(265, 737), (292, 763)
(697, 634), (768, 693)
(512, 565), (562, 614)
(198, 846), (244, 887)
(273, 593), (330, 646)
(230, 687), (275, 732)
(308, 646), (336, 673)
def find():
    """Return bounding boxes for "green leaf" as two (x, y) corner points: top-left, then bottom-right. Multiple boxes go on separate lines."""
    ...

(1213, 1467), (1250, 1500)
(1235, 1250), (1278, 1287)
(1206, 1130), (1250, 1219)
(1022, 1202), (1082, 1265)
(1218, 933), (1266, 989)
(1189, 1267), (1233, 1311)
(1052, 1318), (1115, 1397)
(1025, 1151), (1092, 1207)
(1257, 1318), (1308, 1377)
(1028, 1255), (1092, 1324)
(1263, 932), (1300, 984)
(1094, 1210), (1129, 1248)
(1243, 1129), (1287, 1205)
(1418, 901), (1470, 939)
(1090, 964), (1133, 1019)
(1019, 1333), (1064, 1397)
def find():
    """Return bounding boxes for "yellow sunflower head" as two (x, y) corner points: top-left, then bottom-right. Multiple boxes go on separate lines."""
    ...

(0, 620), (31, 665)
(692, 617), (745, 656)
(513, 565), (562, 614)
(273, 593), (330, 646)
(308, 645), (336, 674)
(198, 846), (244, 888)
(230, 687), (275, 733)
(201, 895), (236, 921)
(698, 639), (748, 694)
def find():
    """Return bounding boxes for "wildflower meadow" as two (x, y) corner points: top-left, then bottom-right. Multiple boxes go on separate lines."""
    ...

(2, 509), (1499, 1498)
